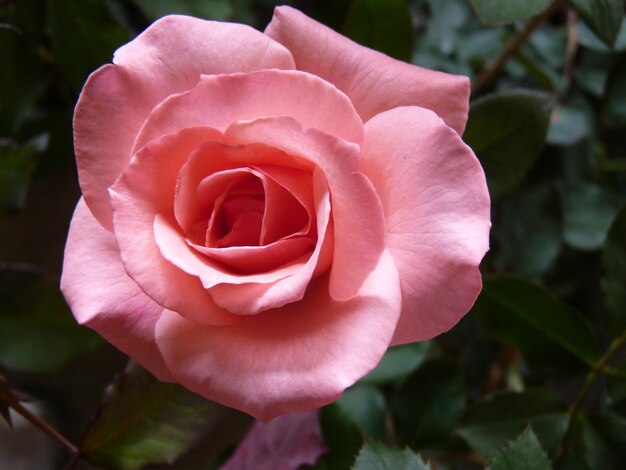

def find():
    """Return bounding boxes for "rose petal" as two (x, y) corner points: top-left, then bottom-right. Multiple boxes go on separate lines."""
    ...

(133, 69), (364, 153)
(360, 106), (491, 343)
(60, 199), (172, 381)
(224, 116), (386, 301)
(109, 127), (240, 326)
(155, 249), (401, 421)
(265, 6), (470, 133)
(257, 170), (309, 245)
(220, 411), (326, 470)
(153, 214), (306, 288)
(75, 15), (295, 229)
(191, 238), (315, 274)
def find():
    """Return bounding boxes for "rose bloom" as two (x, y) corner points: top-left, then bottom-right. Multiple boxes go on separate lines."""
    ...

(61, 6), (490, 420)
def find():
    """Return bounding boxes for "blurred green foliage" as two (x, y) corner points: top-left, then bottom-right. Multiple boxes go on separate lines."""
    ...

(1, 0), (626, 469)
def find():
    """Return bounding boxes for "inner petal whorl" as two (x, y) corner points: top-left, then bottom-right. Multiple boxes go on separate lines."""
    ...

(212, 176), (266, 248)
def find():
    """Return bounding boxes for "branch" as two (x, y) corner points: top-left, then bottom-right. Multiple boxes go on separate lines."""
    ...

(0, 378), (78, 456)
(562, 7), (579, 90)
(471, 0), (567, 95)
(566, 329), (626, 433)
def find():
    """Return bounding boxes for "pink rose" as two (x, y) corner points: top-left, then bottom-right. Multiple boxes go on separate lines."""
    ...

(61, 6), (490, 420)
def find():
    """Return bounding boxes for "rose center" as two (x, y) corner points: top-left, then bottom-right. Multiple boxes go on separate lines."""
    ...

(211, 176), (265, 248)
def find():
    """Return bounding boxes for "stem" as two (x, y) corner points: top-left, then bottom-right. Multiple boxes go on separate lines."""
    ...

(0, 389), (79, 456)
(562, 7), (579, 91)
(566, 330), (626, 433)
(601, 157), (626, 173)
(471, 0), (567, 95)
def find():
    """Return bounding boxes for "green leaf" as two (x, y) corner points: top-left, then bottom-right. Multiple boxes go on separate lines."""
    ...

(334, 385), (387, 439)
(458, 390), (568, 459)
(361, 341), (433, 384)
(0, 265), (101, 373)
(602, 205), (626, 333)
(604, 56), (626, 126)
(570, 0), (624, 48)
(489, 427), (552, 470)
(419, 0), (472, 58)
(457, 29), (505, 67)
(317, 402), (363, 469)
(492, 185), (561, 277)
(577, 19), (626, 52)
(132, 0), (253, 22)
(587, 412), (626, 464)
(464, 91), (552, 198)
(80, 362), (244, 470)
(579, 416), (619, 470)
(0, 21), (46, 136)
(391, 359), (465, 448)
(575, 50), (612, 97)
(0, 137), (44, 213)
(561, 183), (622, 251)
(48, 0), (128, 92)
(547, 105), (592, 146)
(469, 0), (552, 26)
(475, 276), (598, 368)
(343, 0), (413, 61)
(352, 441), (431, 470)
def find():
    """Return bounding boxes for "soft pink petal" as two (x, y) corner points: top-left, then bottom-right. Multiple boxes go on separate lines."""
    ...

(75, 15), (295, 229)
(133, 69), (363, 152)
(224, 117), (386, 301)
(220, 411), (326, 470)
(60, 199), (172, 381)
(109, 127), (240, 326)
(191, 238), (315, 274)
(265, 6), (470, 134)
(360, 106), (491, 344)
(155, 249), (401, 421)
(257, 170), (309, 245)
(153, 214), (305, 288)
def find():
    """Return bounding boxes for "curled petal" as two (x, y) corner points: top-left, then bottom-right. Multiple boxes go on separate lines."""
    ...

(360, 106), (490, 343)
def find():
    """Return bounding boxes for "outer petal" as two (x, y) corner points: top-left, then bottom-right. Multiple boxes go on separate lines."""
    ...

(133, 70), (364, 152)
(360, 106), (491, 344)
(265, 6), (470, 133)
(224, 116), (386, 301)
(60, 199), (172, 381)
(155, 249), (401, 421)
(75, 15), (295, 229)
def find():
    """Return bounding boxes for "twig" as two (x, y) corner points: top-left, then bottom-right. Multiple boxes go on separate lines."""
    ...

(601, 157), (626, 173)
(562, 7), (579, 91)
(471, 0), (567, 95)
(565, 329), (626, 435)
(0, 386), (79, 456)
